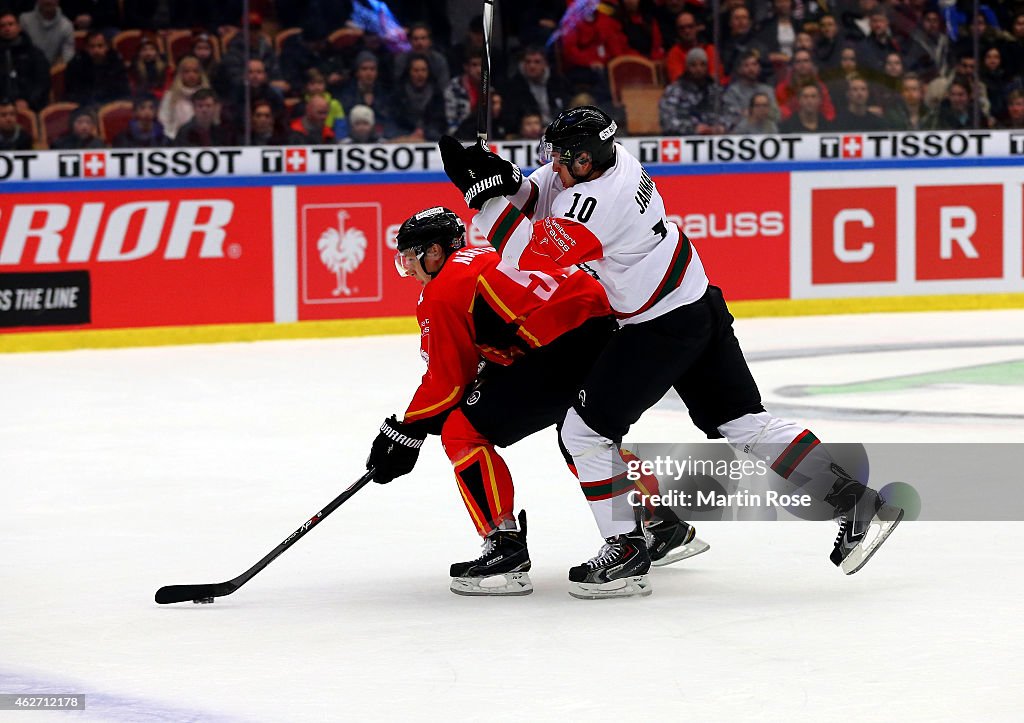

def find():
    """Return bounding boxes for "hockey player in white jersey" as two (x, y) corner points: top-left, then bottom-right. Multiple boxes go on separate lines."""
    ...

(439, 105), (902, 599)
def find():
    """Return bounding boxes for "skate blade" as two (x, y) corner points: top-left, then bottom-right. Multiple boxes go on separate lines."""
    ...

(652, 537), (710, 567)
(450, 571), (533, 596)
(568, 575), (652, 600)
(841, 505), (905, 575)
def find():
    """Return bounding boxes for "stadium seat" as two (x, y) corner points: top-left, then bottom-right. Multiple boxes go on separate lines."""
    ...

(274, 27), (301, 55)
(327, 28), (363, 51)
(98, 101), (134, 145)
(39, 102), (79, 149)
(608, 56), (661, 107)
(164, 29), (194, 65)
(621, 87), (662, 136)
(15, 108), (39, 148)
(112, 30), (145, 65)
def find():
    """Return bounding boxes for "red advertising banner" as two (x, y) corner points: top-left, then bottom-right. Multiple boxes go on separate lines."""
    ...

(0, 187), (274, 330)
(293, 183), (469, 321)
(915, 184), (1003, 281)
(655, 173), (790, 301)
(811, 187), (898, 285)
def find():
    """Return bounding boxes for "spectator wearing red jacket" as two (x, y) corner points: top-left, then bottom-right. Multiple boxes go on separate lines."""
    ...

(775, 48), (836, 121)
(560, 3), (629, 95)
(665, 11), (719, 83)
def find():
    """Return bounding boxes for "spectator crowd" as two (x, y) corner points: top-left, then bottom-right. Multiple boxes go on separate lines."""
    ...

(1, 0), (1022, 152)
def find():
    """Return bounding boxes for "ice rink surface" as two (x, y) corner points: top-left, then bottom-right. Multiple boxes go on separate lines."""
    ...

(2, 309), (1023, 722)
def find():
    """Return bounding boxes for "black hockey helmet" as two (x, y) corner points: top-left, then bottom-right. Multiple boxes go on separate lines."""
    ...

(394, 206), (466, 277)
(540, 105), (617, 173)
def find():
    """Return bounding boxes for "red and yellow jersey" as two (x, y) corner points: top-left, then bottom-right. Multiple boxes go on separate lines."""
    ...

(403, 246), (609, 423)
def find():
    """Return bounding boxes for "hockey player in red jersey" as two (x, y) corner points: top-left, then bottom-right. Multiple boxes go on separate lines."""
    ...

(439, 106), (902, 598)
(364, 206), (706, 598)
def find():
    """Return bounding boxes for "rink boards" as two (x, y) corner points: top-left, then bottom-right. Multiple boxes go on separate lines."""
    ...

(1, 133), (1023, 349)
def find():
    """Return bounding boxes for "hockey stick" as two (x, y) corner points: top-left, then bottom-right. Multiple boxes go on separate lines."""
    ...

(476, 0), (495, 145)
(154, 469), (375, 604)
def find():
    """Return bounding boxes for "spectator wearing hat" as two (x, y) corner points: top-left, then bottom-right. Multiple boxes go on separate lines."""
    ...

(51, 106), (107, 149)
(113, 93), (169, 147)
(0, 11), (50, 111)
(340, 104), (380, 143)
(18, 0), (74, 67)
(288, 94), (335, 145)
(176, 88), (235, 146)
(659, 47), (727, 135)
(338, 51), (394, 136)
(65, 30), (131, 105)
(0, 98), (32, 150)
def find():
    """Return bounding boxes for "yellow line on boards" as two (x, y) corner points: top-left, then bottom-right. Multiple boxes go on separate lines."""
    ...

(728, 293), (1024, 318)
(0, 317), (419, 353)
(3, 294), (1024, 353)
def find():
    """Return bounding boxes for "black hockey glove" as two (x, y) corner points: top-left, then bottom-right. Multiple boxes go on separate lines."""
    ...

(366, 415), (427, 484)
(439, 135), (522, 210)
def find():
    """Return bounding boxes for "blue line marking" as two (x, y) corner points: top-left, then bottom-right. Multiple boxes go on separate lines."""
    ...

(0, 666), (245, 722)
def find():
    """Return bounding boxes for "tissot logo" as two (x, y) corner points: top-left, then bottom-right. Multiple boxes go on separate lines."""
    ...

(1010, 134), (1024, 155)
(83, 152), (106, 177)
(660, 139), (681, 162)
(638, 140), (660, 164)
(285, 148), (308, 172)
(261, 149), (283, 173)
(57, 154), (81, 177)
(841, 135), (864, 158)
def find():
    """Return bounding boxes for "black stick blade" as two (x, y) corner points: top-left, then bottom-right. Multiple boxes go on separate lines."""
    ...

(155, 581), (237, 604)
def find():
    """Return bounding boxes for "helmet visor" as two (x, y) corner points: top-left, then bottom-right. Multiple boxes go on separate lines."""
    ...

(394, 249), (421, 277)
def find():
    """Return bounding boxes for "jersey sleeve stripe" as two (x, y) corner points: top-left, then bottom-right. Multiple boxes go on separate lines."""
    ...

(488, 182), (539, 253)
(405, 385), (462, 419)
(614, 233), (693, 320)
(476, 276), (543, 348)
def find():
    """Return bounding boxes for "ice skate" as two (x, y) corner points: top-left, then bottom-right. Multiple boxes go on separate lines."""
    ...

(645, 519), (710, 567)
(568, 526), (652, 599)
(450, 510), (533, 596)
(825, 467), (904, 575)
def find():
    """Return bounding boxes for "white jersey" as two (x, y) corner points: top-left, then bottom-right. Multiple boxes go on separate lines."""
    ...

(472, 142), (708, 325)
